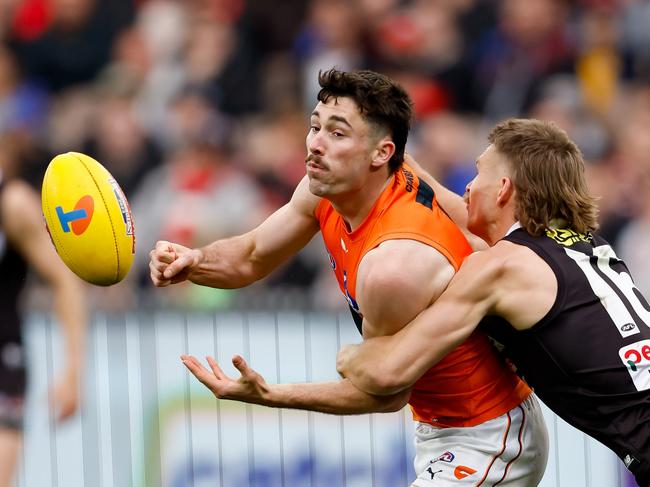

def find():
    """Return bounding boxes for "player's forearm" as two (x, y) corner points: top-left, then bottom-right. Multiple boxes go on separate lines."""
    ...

(340, 315), (459, 395)
(53, 277), (87, 374)
(337, 338), (414, 395)
(188, 234), (269, 289)
(342, 296), (481, 395)
(259, 379), (409, 415)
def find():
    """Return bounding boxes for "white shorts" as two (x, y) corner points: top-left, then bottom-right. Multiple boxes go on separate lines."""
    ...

(412, 394), (548, 486)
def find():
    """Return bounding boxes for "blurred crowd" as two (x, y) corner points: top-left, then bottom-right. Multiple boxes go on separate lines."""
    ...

(2, 0), (650, 309)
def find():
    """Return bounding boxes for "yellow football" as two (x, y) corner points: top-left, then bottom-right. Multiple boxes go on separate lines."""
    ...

(41, 152), (136, 286)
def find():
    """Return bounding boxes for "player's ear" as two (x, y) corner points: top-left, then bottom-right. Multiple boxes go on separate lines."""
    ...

(370, 137), (395, 170)
(496, 176), (515, 208)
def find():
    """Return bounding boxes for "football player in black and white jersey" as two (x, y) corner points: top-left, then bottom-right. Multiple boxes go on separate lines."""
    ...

(0, 170), (87, 486)
(337, 118), (650, 486)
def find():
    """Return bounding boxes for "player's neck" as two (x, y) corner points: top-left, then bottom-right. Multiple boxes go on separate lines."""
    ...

(330, 172), (392, 232)
(486, 215), (518, 246)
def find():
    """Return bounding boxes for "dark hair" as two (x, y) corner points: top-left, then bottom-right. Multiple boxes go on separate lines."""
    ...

(317, 69), (413, 173)
(488, 118), (599, 236)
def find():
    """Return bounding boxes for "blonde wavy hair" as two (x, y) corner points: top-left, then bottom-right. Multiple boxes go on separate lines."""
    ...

(488, 118), (599, 236)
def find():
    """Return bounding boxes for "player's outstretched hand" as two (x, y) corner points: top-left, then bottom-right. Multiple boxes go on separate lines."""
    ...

(149, 240), (201, 287)
(181, 354), (270, 405)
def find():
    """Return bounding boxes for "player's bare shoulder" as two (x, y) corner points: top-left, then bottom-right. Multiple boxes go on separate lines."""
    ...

(357, 240), (455, 337)
(488, 239), (558, 330)
(491, 239), (555, 282)
(361, 240), (454, 294)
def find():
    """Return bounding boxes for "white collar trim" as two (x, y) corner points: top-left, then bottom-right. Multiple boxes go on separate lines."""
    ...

(505, 221), (522, 236)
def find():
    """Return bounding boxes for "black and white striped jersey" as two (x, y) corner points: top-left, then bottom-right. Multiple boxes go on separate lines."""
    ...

(480, 227), (650, 484)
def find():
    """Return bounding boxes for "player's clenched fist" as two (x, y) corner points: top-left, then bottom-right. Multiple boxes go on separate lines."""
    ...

(149, 240), (200, 286)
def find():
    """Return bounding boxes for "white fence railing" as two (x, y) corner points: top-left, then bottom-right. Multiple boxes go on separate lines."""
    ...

(15, 312), (635, 487)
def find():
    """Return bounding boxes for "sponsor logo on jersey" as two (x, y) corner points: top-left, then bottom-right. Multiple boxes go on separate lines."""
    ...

(621, 323), (636, 332)
(454, 466), (477, 479)
(545, 228), (592, 246)
(56, 195), (94, 235)
(619, 339), (650, 391)
(624, 454), (639, 469)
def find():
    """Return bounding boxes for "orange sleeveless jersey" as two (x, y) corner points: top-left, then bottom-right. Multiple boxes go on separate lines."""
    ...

(315, 164), (531, 427)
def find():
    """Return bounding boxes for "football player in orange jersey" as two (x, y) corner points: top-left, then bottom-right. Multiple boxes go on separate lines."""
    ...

(150, 70), (548, 486)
